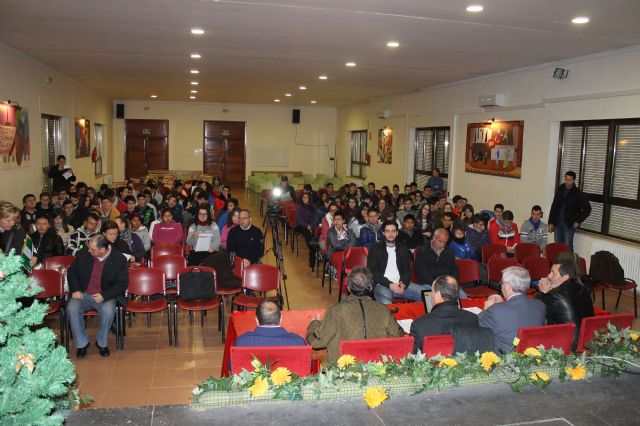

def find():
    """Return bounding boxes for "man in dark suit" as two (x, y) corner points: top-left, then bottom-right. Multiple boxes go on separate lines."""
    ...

(66, 234), (129, 358)
(415, 228), (458, 287)
(548, 170), (591, 249)
(410, 275), (478, 353)
(479, 266), (546, 353)
(235, 300), (305, 346)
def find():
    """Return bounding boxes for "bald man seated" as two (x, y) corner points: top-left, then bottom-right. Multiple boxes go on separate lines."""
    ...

(234, 300), (306, 347)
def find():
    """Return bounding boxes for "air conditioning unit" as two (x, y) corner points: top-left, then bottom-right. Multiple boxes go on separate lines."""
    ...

(478, 94), (505, 107)
(377, 109), (391, 119)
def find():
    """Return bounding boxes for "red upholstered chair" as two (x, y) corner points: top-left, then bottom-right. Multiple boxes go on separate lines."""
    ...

(232, 256), (245, 279)
(230, 345), (313, 376)
(322, 249), (344, 295)
(576, 313), (634, 352)
(456, 259), (496, 298)
(175, 266), (223, 345)
(422, 334), (455, 357)
(523, 256), (551, 281)
(43, 255), (75, 273)
(482, 244), (507, 264)
(338, 247), (368, 302)
(31, 269), (66, 346)
(339, 336), (414, 362)
(150, 243), (183, 262)
(411, 247), (421, 284)
(544, 242), (571, 264)
(460, 297), (487, 310)
(487, 257), (520, 284)
(516, 324), (576, 355)
(121, 267), (171, 349)
(151, 254), (187, 295)
(609, 278), (638, 318)
(515, 243), (541, 263)
(233, 264), (281, 310)
(578, 256), (587, 275)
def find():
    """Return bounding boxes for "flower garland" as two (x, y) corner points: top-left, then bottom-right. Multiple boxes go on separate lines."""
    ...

(192, 325), (640, 409)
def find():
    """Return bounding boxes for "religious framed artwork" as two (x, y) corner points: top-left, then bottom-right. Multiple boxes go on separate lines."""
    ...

(94, 123), (104, 175)
(377, 127), (393, 164)
(75, 117), (90, 158)
(0, 101), (30, 169)
(465, 120), (524, 179)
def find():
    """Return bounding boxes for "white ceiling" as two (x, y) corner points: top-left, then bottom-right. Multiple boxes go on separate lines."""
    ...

(2, 0), (640, 106)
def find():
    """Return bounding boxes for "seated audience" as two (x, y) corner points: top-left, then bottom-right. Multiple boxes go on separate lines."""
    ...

(479, 266), (546, 353)
(327, 211), (357, 259)
(52, 209), (74, 249)
(235, 300), (306, 347)
(416, 203), (433, 240)
(98, 190), (120, 221)
(227, 209), (264, 265)
(488, 209), (520, 254)
(432, 211), (457, 232)
(151, 208), (184, 246)
(36, 192), (53, 215)
(397, 214), (424, 250)
(21, 193), (38, 234)
(410, 275), (479, 353)
(220, 207), (240, 251)
(136, 192), (156, 228)
(1, 201), (25, 256)
(186, 205), (221, 266)
(102, 220), (136, 262)
(130, 213), (151, 253)
(465, 214), (490, 261)
(295, 192), (316, 267)
(307, 267), (404, 363)
(520, 205), (548, 249)
(67, 212), (100, 256)
(115, 216), (146, 262)
(396, 197), (414, 224)
(487, 203), (504, 228)
(29, 213), (65, 268)
(536, 259), (594, 350)
(450, 226), (474, 260)
(319, 202), (338, 251)
(359, 207), (383, 249)
(415, 228), (458, 288)
(165, 193), (185, 225)
(216, 197), (238, 228)
(426, 168), (444, 194)
(461, 204), (475, 225)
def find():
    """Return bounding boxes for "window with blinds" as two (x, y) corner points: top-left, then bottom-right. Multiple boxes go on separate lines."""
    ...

(557, 119), (640, 243)
(350, 130), (367, 179)
(40, 115), (64, 191)
(414, 127), (450, 188)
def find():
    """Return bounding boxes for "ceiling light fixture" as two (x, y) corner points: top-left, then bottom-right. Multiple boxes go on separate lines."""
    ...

(190, 81), (199, 86)
(190, 69), (200, 74)
(191, 28), (205, 35)
(284, 93), (292, 97)
(318, 75), (328, 80)
(150, 95), (158, 99)
(299, 85), (307, 90)
(386, 41), (400, 47)
(190, 53), (202, 59)
(571, 16), (590, 24)
(345, 62), (356, 67)
(190, 96), (197, 100)
(190, 90), (198, 94)
(310, 100), (317, 104)
(466, 5), (484, 12)
(274, 99), (281, 103)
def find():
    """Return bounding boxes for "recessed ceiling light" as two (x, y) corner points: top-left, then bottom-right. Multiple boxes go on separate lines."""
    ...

(190, 96), (196, 100)
(150, 95), (158, 99)
(190, 53), (202, 59)
(284, 93), (292, 97)
(190, 69), (200, 74)
(466, 5), (484, 13)
(386, 41), (400, 48)
(310, 100), (317, 104)
(299, 85), (307, 90)
(318, 75), (328, 80)
(274, 99), (281, 103)
(571, 16), (590, 24)
(191, 28), (205, 35)
(190, 90), (198, 94)
(345, 62), (356, 67)
(190, 81), (199, 86)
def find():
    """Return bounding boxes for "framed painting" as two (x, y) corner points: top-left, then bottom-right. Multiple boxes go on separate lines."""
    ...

(75, 117), (90, 158)
(0, 101), (30, 168)
(377, 127), (393, 164)
(465, 120), (524, 179)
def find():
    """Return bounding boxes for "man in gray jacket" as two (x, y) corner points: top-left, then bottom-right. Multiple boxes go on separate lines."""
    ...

(520, 205), (548, 249)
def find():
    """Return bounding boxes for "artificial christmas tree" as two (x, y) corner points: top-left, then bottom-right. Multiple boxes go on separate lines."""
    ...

(0, 251), (77, 425)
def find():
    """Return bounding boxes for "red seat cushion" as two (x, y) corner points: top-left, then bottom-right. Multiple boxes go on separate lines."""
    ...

(125, 299), (168, 313)
(464, 286), (496, 298)
(177, 297), (221, 311)
(46, 300), (62, 315)
(216, 288), (242, 296)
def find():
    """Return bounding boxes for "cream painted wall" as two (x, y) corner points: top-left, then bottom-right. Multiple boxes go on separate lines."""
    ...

(111, 101), (337, 183)
(0, 41), (112, 205)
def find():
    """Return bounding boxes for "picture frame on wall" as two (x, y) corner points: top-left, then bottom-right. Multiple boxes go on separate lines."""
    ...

(377, 127), (393, 164)
(465, 120), (524, 179)
(75, 117), (90, 158)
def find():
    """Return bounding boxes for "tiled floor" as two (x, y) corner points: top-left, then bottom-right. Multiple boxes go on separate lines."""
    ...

(47, 190), (639, 410)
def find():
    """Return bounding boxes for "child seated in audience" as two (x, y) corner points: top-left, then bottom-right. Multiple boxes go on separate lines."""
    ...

(130, 212), (151, 253)
(450, 225), (474, 260)
(488, 209), (520, 254)
(151, 208), (184, 246)
(29, 213), (65, 268)
(520, 205), (548, 249)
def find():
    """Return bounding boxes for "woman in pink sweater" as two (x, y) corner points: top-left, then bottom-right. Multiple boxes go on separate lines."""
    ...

(151, 208), (183, 246)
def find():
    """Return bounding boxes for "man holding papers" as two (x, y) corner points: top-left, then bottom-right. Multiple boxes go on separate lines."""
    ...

(48, 155), (76, 192)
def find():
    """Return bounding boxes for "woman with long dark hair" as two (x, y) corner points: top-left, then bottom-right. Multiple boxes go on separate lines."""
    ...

(186, 204), (221, 265)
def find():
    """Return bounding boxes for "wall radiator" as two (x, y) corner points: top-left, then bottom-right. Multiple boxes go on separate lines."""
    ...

(590, 239), (640, 285)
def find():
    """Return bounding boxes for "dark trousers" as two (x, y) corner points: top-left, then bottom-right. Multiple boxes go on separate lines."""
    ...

(295, 225), (316, 264)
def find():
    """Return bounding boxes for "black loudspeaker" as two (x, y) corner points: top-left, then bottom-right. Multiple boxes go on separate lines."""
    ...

(292, 109), (300, 124)
(116, 103), (125, 119)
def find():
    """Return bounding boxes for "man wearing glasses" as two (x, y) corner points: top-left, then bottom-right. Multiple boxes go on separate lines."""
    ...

(227, 209), (264, 266)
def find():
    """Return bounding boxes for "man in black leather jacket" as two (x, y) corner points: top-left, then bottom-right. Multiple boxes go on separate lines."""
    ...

(536, 258), (594, 350)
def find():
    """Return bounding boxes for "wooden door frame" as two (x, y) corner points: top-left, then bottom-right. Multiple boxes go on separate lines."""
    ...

(202, 120), (246, 186)
(125, 119), (169, 180)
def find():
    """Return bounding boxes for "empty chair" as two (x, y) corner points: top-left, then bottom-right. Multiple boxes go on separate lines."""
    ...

(150, 243), (183, 262)
(577, 313), (634, 352)
(523, 256), (551, 281)
(338, 247), (368, 302)
(456, 258), (496, 298)
(544, 242), (571, 264)
(233, 264), (281, 310)
(43, 255), (75, 273)
(515, 243), (541, 263)
(30, 269), (66, 346)
(230, 345), (313, 376)
(609, 278), (638, 318)
(151, 254), (187, 295)
(422, 334), (455, 357)
(339, 336), (414, 362)
(516, 324), (576, 355)
(481, 244), (507, 264)
(487, 257), (520, 285)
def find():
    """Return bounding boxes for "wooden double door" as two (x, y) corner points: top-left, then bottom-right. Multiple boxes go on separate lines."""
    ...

(125, 119), (169, 179)
(203, 121), (245, 188)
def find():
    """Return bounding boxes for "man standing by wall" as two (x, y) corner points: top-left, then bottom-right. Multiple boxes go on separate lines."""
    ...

(548, 171), (591, 249)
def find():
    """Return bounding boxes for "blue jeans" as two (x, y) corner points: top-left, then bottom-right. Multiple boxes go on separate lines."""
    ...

(67, 292), (117, 348)
(554, 221), (576, 249)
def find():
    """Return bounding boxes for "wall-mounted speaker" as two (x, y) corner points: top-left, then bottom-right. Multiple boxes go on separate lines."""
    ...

(292, 109), (300, 124)
(116, 103), (125, 119)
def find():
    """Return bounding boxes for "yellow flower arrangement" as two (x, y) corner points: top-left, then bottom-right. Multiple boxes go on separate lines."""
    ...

(364, 386), (388, 408)
(439, 358), (458, 368)
(270, 367), (292, 386)
(630, 331), (639, 341)
(565, 364), (587, 381)
(512, 337), (520, 347)
(337, 354), (356, 369)
(523, 347), (542, 357)
(248, 376), (269, 397)
(530, 371), (550, 382)
(480, 352), (500, 371)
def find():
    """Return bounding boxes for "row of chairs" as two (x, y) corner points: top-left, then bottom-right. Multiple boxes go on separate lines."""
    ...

(229, 313), (635, 376)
